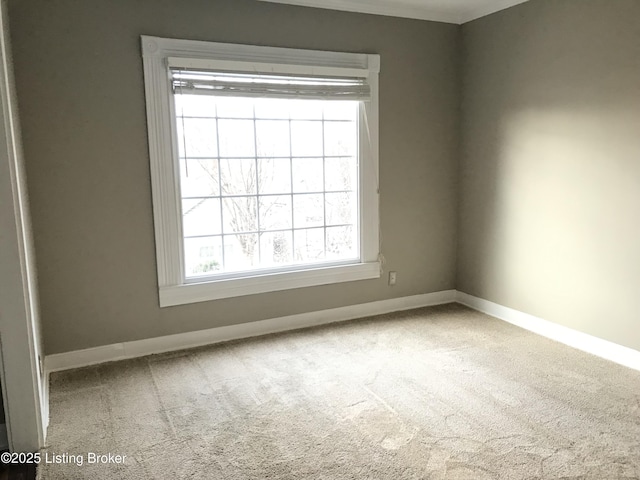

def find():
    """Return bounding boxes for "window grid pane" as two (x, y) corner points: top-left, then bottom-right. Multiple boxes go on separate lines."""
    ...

(176, 94), (359, 278)
(182, 223), (353, 238)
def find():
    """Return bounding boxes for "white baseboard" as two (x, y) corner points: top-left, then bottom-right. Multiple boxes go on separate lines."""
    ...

(457, 291), (640, 372)
(46, 289), (640, 375)
(45, 290), (457, 373)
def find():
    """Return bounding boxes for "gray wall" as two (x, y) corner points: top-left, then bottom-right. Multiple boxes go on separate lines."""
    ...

(459, 0), (640, 351)
(8, 0), (460, 354)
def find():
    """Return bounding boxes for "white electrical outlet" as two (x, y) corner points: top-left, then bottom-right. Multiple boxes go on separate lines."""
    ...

(389, 271), (397, 285)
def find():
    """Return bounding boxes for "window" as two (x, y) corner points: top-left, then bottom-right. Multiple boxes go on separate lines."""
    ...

(142, 37), (380, 306)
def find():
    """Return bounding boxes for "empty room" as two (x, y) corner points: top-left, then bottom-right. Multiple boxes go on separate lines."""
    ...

(0, 0), (639, 478)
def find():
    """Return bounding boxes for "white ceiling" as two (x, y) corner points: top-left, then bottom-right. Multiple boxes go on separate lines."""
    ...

(258, 0), (531, 24)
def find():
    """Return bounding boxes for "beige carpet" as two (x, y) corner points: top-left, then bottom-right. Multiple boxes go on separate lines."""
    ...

(40, 304), (640, 479)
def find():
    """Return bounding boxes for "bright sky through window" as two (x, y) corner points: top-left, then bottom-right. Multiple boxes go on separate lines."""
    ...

(174, 94), (359, 279)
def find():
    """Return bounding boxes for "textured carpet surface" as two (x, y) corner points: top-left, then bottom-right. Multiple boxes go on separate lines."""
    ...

(40, 304), (640, 479)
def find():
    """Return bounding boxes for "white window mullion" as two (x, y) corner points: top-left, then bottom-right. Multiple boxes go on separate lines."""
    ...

(321, 107), (327, 258)
(289, 116), (295, 261)
(252, 104), (261, 266)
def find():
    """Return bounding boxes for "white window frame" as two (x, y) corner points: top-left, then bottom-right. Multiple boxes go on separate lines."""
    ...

(141, 36), (380, 307)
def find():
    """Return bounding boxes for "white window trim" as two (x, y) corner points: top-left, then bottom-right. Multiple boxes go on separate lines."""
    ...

(141, 36), (380, 307)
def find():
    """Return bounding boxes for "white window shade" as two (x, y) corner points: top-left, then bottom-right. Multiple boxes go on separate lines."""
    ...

(170, 68), (371, 101)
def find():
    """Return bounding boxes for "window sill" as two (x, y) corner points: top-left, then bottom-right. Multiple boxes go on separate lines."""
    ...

(159, 261), (381, 307)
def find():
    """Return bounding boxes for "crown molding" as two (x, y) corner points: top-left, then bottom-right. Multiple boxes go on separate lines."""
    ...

(458, 0), (531, 24)
(258, 0), (462, 24)
(258, 0), (531, 24)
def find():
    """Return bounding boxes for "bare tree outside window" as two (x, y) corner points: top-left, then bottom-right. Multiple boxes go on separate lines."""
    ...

(177, 95), (358, 278)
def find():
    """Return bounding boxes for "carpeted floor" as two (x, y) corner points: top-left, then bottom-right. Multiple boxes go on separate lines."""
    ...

(40, 304), (640, 479)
